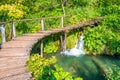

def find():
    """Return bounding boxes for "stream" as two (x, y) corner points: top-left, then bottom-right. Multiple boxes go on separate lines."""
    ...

(52, 53), (120, 80)
(45, 34), (120, 80)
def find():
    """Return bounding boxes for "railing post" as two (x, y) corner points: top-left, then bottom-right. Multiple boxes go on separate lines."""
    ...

(60, 33), (62, 51)
(41, 19), (44, 30)
(0, 24), (6, 43)
(63, 32), (67, 51)
(61, 16), (64, 28)
(60, 16), (66, 51)
(40, 40), (44, 57)
(60, 32), (67, 51)
(40, 19), (44, 57)
(12, 21), (16, 38)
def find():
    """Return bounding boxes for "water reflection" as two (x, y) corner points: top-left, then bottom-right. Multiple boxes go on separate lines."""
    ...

(53, 54), (120, 80)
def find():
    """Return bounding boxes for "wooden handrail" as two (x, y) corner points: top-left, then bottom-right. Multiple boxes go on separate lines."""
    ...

(0, 15), (70, 43)
(0, 15), (103, 44)
(0, 15), (70, 25)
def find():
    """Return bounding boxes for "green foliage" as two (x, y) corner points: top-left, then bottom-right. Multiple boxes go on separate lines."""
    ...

(69, 15), (79, 24)
(43, 34), (60, 54)
(66, 34), (78, 48)
(0, 0), (29, 20)
(0, 0), (101, 40)
(44, 18), (61, 30)
(84, 25), (120, 55)
(0, 4), (25, 19)
(96, 0), (120, 15)
(101, 14), (120, 32)
(15, 22), (30, 35)
(1, 0), (120, 56)
(69, 0), (89, 7)
(27, 54), (83, 80)
(105, 65), (120, 80)
(97, 0), (120, 7)
(1, 0), (120, 79)
(30, 24), (41, 33)
(84, 12), (120, 55)
(66, 30), (81, 48)
(44, 41), (59, 54)
(52, 64), (73, 80)
(84, 26), (107, 55)
(106, 37), (120, 55)
(83, 1), (120, 55)
(101, 14), (120, 55)
(27, 54), (57, 80)
(52, 64), (83, 80)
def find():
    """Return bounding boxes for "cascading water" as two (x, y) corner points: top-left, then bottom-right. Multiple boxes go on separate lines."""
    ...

(61, 34), (85, 57)
(45, 34), (120, 80)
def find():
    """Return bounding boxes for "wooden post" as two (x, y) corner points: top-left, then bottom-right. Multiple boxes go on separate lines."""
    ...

(41, 19), (44, 30)
(60, 33), (63, 51)
(60, 32), (67, 51)
(60, 16), (66, 51)
(0, 24), (6, 43)
(40, 19), (44, 57)
(63, 32), (67, 51)
(40, 40), (44, 57)
(61, 16), (64, 28)
(9, 24), (13, 40)
(12, 21), (16, 38)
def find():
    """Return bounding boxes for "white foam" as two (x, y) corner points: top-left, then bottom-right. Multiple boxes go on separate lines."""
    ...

(61, 34), (85, 57)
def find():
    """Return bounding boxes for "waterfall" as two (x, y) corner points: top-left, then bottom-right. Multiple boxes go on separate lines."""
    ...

(61, 34), (85, 57)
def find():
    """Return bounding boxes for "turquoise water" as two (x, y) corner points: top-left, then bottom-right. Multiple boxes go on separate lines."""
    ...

(50, 53), (120, 80)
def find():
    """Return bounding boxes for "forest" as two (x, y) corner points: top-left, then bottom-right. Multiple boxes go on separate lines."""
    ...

(0, 0), (120, 80)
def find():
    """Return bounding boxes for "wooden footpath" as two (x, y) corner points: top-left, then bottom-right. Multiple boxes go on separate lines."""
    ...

(0, 18), (101, 80)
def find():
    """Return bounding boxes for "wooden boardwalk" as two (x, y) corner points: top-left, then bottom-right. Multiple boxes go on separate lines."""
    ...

(0, 18), (101, 80)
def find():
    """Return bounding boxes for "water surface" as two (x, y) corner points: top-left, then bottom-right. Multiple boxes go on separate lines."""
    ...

(49, 53), (120, 80)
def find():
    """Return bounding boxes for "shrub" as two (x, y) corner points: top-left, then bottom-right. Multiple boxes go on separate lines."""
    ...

(105, 65), (120, 80)
(84, 25), (120, 55)
(27, 54), (83, 80)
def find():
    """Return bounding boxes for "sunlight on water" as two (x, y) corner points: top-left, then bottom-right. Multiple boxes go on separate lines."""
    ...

(53, 53), (120, 80)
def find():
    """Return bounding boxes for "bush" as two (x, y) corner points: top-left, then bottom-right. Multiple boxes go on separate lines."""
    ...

(84, 26), (107, 55)
(101, 14), (120, 32)
(96, 0), (120, 15)
(84, 12), (120, 55)
(27, 54), (83, 80)
(27, 54), (56, 80)
(105, 65), (120, 80)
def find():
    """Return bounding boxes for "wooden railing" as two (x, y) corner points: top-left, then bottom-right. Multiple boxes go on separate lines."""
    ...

(0, 15), (69, 43)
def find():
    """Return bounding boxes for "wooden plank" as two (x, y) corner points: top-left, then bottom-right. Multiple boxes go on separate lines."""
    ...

(24, 33), (49, 37)
(1, 41), (37, 48)
(0, 48), (31, 52)
(0, 51), (29, 57)
(13, 36), (41, 41)
(0, 60), (26, 72)
(0, 67), (27, 79)
(1, 72), (32, 80)
(0, 56), (28, 64)
(0, 48), (31, 57)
